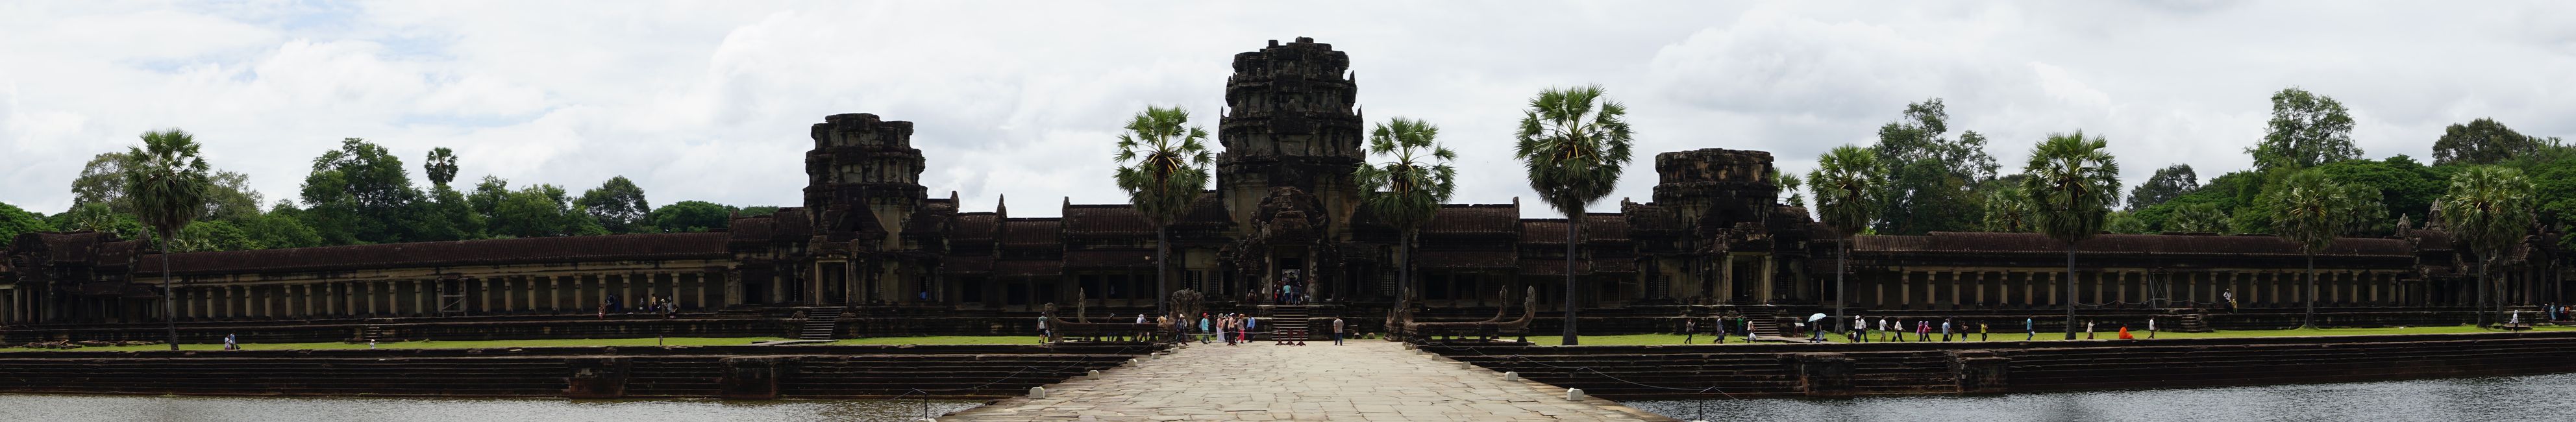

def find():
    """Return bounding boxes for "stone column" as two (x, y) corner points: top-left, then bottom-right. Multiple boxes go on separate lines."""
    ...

(1898, 271), (1914, 309)
(549, 276), (564, 312)
(695, 273), (710, 310)
(1759, 256), (1777, 304)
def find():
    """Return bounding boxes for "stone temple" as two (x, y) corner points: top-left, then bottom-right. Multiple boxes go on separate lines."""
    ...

(2, 38), (2566, 341)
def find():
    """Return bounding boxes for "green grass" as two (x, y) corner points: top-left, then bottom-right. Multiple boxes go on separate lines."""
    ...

(3, 336), (1049, 352)
(1524, 325), (2576, 346)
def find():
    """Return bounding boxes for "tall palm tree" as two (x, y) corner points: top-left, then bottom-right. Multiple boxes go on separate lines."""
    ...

(1111, 106), (1213, 318)
(123, 129), (214, 351)
(1356, 118), (1458, 304)
(1513, 84), (1635, 346)
(1983, 185), (2035, 232)
(2268, 169), (2357, 329)
(2021, 131), (2122, 340)
(2438, 166), (2533, 328)
(1809, 145), (1882, 336)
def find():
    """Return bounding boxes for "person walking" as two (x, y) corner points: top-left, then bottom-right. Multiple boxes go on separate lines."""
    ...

(1683, 317), (1697, 345)
(1852, 316), (1866, 343)
(1221, 314), (1237, 345)
(1037, 314), (1052, 342)
(1877, 317), (1890, 342)
(1889, 319), (1903, 342)
(1713, 317), (1728, 344)
(1979, 321), (1989, 341)
(1332, 317), (1346, 345)
(2025, 317), (2035, 341)
(1198, 314), (1213, 344)
(1916, 320), (1930, 342)
(2148, 317), (2159, 339)
(2085, 320), (2097, 340)
(1940, 319), (1953, 341)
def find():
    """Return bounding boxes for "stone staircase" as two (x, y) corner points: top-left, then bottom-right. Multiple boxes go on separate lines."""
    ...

(1267, 306), (1309, 345)
(2170, 313), (2213, 333)
(1740, 306), (1784, 338)
(798, 307), (845, 340)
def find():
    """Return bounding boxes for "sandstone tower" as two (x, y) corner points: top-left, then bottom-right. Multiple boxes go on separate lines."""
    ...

(1217, 37), (1365, 237)
(803, 113), (928, 303)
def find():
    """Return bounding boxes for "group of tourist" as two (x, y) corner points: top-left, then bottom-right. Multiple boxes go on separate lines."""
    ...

(593, 294), (678, 319)
(1676, 315), (2170, 343)
(1189, 313), (1258, 345)
(1844, 317), (2000, 343)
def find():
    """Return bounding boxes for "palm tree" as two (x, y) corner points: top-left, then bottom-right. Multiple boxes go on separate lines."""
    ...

(1513, 84), (1635, 346)
(1355, 118), (1458, 304)
(2437, 166), (2533, 328)
(2021, 131), (2122, 340)
(123, 129), (214, 351)
(1111, 106), (1213, 318)
(2268, 169), (2357, 329)
(1809, 145), (1882, 336)
(1983, 185), (2034, 232)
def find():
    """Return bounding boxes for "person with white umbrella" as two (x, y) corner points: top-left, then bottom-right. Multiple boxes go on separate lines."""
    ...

(1807, 313), (1829, 342)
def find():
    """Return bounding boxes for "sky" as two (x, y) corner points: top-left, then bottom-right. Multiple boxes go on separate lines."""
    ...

(5, 1), (2573, 217)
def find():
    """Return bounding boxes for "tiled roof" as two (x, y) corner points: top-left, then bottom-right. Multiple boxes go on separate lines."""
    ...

(142, 232), (732, 275)
(1422, 205), (1519, 235)
(1855, 232), (2414, 257)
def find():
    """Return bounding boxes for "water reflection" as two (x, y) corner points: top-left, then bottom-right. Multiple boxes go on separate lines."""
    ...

(1626, 373), (2576, 422)
(0, 394), (983, 422)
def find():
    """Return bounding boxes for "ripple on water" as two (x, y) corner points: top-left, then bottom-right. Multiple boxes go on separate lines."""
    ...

(0, 395), (985, 422)
(1623, 373), (2576, 422)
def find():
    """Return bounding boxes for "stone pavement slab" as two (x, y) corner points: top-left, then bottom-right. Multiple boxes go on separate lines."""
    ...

(941, 340), (1674, 421)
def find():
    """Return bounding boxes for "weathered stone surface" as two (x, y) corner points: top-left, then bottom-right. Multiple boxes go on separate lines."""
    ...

(944, 341), (1672, 421)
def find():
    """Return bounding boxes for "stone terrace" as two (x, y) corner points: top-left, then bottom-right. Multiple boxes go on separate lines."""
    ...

(943, 340), (1672, 421)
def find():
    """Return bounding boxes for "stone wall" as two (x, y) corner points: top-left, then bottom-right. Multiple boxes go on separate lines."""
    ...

(0, 343), (1161, 399)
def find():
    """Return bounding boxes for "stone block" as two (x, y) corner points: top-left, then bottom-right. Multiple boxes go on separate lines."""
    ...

(719, 356), (784, 399)
(564, 356), (630, 399)
(1947, 349), (2011, 394)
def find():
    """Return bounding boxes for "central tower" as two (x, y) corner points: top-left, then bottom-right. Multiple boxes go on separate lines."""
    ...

(1216, 37), (1364, 236)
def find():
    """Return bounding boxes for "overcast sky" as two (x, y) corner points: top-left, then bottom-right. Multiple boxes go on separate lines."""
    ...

(5, 1), (2572, 217)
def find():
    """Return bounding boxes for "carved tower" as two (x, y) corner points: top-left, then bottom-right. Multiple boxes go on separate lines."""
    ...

(804, 113), (928, 304)
(1217, 37), (1364, 237)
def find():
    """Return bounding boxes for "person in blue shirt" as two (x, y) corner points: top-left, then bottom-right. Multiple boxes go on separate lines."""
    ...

(2024, 317), (2035, 341)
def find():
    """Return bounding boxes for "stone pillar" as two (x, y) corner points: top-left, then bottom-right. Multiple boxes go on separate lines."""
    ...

(1947, 271), (1963, 310)
(1759, 256), (1777, 304)
(550, 276), (564, 312)
(1718, 256), (1736, 302)
(526, 275), (541, 312)
(2046, 272), (2061, 306)
(695, 273), (710, 310)
(1899, 271), (1914, 309)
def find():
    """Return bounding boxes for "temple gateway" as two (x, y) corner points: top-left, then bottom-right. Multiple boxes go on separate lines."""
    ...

(4, 38), (2566, 338)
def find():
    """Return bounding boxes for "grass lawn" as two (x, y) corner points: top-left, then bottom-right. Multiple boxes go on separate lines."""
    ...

(1524, 325), (2576, 346)
(3, 336), (1050, 352)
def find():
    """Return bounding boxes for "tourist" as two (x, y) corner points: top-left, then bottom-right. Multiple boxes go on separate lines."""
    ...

(1683, 317), (1697, 344)
(2118, 325), (2135, 340)
(1889, 319), (1903, 342)
(1979, 321), (1988, 341)
(1037, 314), (1052, 341)
(1135, 314), (1146, 325)
(1850, 316), (1865, 343)
(1198, 314), (1213, 344)
(2025, 317), (2035, 341)
(1877, 317), (1890, 342)
(1713, 317), (1728, 344)
(1332, 317), (1345, 345)
(2223, 289), (2236, 311)
(1221, 314), (1236, 345)
(1940, 318), (1953, 341)
(1916, 320), (1930, 342)
(2148, 317), (2158, 338)
(223, 333), (238, 351)
(2085, 321), (2096, 340)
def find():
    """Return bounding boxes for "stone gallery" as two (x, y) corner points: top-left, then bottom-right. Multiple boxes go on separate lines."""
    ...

(2, 38), (2564, 337)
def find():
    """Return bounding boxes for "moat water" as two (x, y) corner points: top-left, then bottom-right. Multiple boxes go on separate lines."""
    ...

(0, 395), (983, 422)
(1626, 372), (2576, 422)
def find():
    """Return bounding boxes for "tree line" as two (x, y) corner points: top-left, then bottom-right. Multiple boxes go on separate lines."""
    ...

(0, 136), (780, 251)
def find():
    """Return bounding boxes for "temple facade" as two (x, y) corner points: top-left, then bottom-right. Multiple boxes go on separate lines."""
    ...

(4, 37), (2567, 328)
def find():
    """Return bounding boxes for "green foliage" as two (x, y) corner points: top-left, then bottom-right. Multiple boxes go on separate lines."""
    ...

(1980, 184), (2033, 232)
(177, 219), (260, 252)
(645, 201), (737, 232)
(2307, 156), (2439, 236)
(2249, 87), (2362, 171)
(2126, 164), (2198, 210)
(1870, 99), (1997, 234)
(424, 147), (461, 186)
(576, 175), (651, 234)
(410, 184), (482, 241)
(203, 171), (264, 223)
(467, 175), (510, 219)
(2022, 130), (2123, 245)
(2267, 169), (2364, 254)
(2105, 210), (2154, 234)
(489, 183), (599, 238)
(1513, 84), (1636, 218)
(0, 201), (51, 242)
(736, 206), (781, 217)
(1809, 145), (1883, 238)
(2166, 203), (2230, 234)
(242, 201), (323, 249)
(300, 138), (421, 245)
(1776, 170), (1807, 210)
(2433, 118), (2559, 166)
(68, 153), (132, 215)
(47, 203), (147, 240)
(1357, 117), (1459, 232)
(1111, 106), (1215, 227)
(2439, 166), (2535, 265)
(125, 129), (215, 252)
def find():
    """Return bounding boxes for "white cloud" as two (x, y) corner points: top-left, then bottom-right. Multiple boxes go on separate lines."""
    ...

(3, 1), (2573, 220)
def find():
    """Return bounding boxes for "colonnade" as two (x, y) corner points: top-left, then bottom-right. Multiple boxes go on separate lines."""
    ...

(1859, 268), (2423, 310)
(160, 271), (728, 321)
